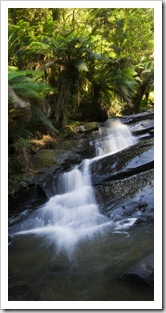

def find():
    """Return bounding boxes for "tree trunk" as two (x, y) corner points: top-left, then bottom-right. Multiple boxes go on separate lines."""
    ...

(55, 80), (68, 125)
(92, 86), (103, 119)
(133, 83), (147, 113)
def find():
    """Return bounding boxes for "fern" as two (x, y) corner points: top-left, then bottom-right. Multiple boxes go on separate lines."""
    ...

(8, 69), (53, 100)
(31, 105), (59, 134)
(8, 68), (44, 81)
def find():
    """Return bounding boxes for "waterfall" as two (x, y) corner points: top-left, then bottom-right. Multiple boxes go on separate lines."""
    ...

(11, 119), (138, 258)
(95, 119), (137, 156)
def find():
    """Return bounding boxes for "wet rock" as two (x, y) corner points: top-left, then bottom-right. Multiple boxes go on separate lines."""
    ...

(59, 137), (96, 159)
(121, 254), (154, 286)
(8, 147), (83, 222)
(129, 119), (154, 133)
(8, 184), (48, 221)
(132, 126), (154, 136)
(120, 110), (154, 125)
(127, 119), (154, 140)
(91, 138), (154, 185)
(94, 169), (154, 223)
(8, 135), (97, 220)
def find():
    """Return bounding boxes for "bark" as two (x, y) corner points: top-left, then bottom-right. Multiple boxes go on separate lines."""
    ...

(8, 85), (30, 109)
(134, 83), (147, 113)
(55, 81), (69, 125)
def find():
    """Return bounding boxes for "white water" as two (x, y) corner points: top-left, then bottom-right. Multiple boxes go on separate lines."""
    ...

(95, 119), (137, 156)
(11, 119), (138, 258)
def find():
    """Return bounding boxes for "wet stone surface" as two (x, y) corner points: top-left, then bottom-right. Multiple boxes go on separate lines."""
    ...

(91, 138), (154, 185)
(94, 169), (154, 224)
(121, 253), (154, 287)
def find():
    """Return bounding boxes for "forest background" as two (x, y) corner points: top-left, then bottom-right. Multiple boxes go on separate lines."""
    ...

(8, 8), (154, 193)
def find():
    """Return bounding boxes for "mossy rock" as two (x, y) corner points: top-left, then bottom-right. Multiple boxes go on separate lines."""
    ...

(33, 149), (81, 170)
(76, 122), (99, 133)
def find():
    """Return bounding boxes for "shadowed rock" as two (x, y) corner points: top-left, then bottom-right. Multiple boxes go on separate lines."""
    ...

(121, 254), (154, 286)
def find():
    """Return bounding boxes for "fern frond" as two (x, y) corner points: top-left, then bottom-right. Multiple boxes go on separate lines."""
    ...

(9, 70), (53, 100)
(32, 105), (59, 134)
(8, 70), (44, 82)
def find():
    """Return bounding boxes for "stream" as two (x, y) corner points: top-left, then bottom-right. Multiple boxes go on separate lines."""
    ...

(8, 119), (154, 301)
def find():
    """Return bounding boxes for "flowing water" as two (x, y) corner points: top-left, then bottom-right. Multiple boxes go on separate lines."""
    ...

(8, 119), (154, 301)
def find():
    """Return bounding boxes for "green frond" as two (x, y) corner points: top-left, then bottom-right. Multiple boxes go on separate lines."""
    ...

(28, 41), (52, 56)
(8, 70), (44, 82)
(11, 81), (51, 99)
(9, 70), (53, 100)
(32, 105), (59, 134)
(12, 86), (44, 100)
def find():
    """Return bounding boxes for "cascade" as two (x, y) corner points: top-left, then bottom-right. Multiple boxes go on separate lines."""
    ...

(94, 119), (137, 156)
(10, 119), (138, 258)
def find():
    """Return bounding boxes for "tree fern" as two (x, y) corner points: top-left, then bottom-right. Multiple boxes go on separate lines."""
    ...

(8, 69), (53, 100)
(8, 68), (58, 135)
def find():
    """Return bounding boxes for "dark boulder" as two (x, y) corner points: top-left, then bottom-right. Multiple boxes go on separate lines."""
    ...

(128, 118), (154, 140)
(120, 110), (154, 125)
(8, 184), (48, 222)
(91, 138), (154, 185)
(121, 254), (154, 286)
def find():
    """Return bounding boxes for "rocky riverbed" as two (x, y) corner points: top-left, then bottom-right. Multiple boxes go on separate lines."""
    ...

(9, 111), (154, 226)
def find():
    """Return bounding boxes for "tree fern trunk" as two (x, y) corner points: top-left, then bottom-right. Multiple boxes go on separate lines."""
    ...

(134, 83), (147, 113)
(55, 80), (69, 125)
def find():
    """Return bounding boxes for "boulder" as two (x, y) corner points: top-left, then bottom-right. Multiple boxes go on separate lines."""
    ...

(94, 169), (154, 223)
(76, 122), (99, 133)
(59, 137), (96, 159)
(121, 254), (154, 286)
(32, 148), (81, 170)
(8, 184), (49, 225)
(120, 110), (154, 125)
(91, 138), (154, 185)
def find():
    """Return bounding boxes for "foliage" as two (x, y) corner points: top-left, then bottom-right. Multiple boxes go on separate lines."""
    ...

(8, 8), (154, 192)
(8, 68), (51, 99)
(132, 58), (154, 112)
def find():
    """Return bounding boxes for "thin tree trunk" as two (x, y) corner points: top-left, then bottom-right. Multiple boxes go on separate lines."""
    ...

(55, 80), (68, 125)
(134, 83), (147, 113)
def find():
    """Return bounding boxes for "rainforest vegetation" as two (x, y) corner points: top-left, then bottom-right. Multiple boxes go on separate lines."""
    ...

(8, 8), (154, 193)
